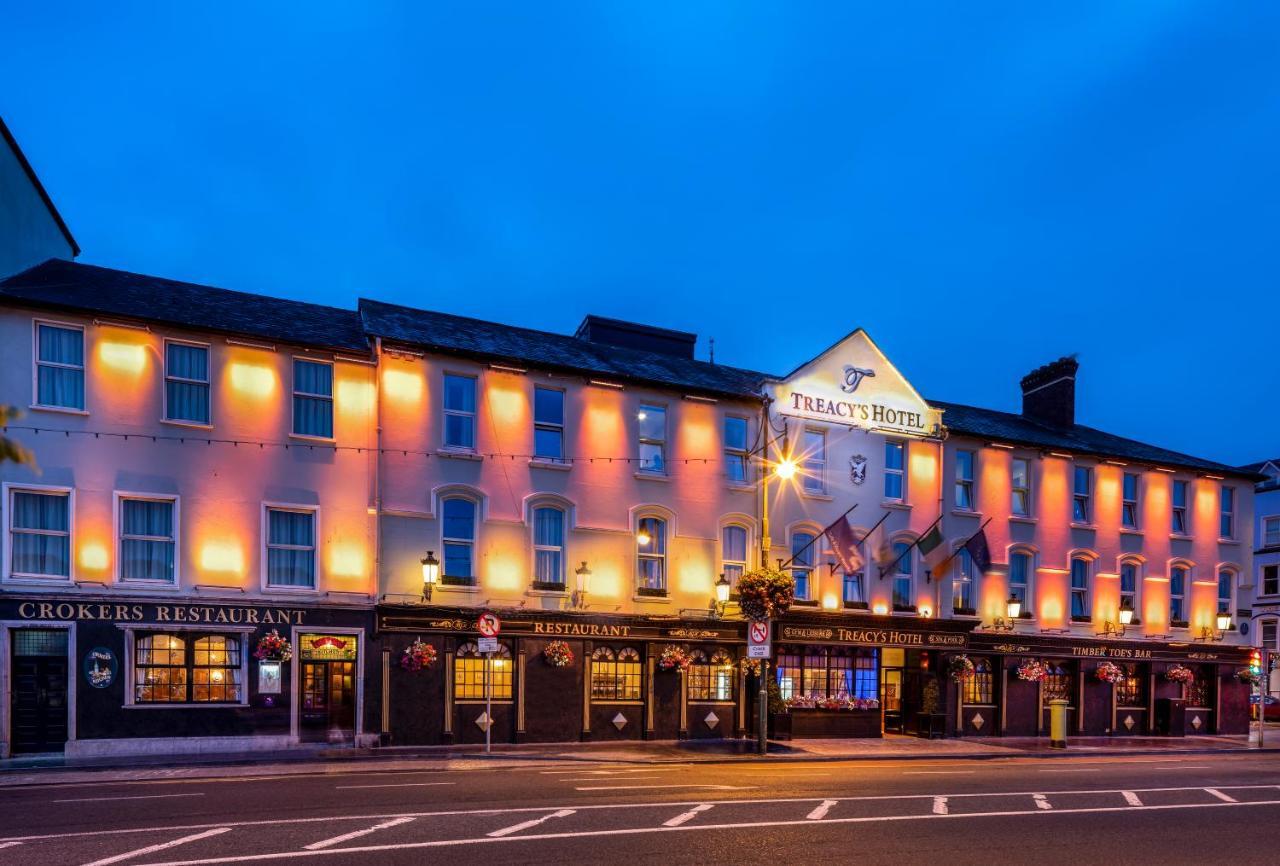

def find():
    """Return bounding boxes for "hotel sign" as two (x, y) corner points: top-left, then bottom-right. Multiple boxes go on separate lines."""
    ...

(779, 624), (967, 649)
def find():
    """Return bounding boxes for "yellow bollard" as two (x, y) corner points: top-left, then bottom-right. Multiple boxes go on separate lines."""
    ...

(1048, 698), (1069, 749)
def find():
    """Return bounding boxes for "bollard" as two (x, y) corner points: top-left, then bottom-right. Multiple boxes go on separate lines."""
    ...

(1048, 698), (1069, 749)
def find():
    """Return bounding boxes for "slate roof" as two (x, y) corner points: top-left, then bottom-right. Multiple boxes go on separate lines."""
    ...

(0, 259), (368, 352)
(359, 298), (769, 400)
(933, 400), (1257, 479)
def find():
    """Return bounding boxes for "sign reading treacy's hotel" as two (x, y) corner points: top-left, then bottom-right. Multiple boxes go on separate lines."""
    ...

(769, 329), (943, 438)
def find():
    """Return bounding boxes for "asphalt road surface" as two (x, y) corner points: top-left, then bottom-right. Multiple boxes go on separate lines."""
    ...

(4, 753), (1280, 865)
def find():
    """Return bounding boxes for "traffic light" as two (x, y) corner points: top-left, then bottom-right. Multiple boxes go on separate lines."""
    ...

(1250, 649), (1262, 676)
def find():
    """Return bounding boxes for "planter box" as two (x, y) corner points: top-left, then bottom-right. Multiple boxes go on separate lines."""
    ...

(770, 709), (882, 739)
(914, 712), (947, 739)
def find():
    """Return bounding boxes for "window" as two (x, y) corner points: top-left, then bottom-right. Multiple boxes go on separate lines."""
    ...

(1172, 480), (1188, 534)
(790, 531), (816, 600)
(266, 507), (316, 588)
(119, 497), (176, 583)
(1263, 620), (1278, 651)
(688, 649), (735, 701)
(723, 416), (748, 485)
(533, 387), (564, 461)
(963, 657), (993, 704)
(1216, 568), (1233, 615)
(884, 441), (905, 499)
(1122, 473), (1139, 529)
(802, 429), (826, 494)
(892, 542), (913, 608)
(8, 488), (71, 579)
(955, 450), (975, 510)
(637, 404), (666, 473)
(636, 516), (667, 594)
(163, 341), (210, 424)
(454, 642), (512, 700)
(1072, 466), (1091, 523)
(34, 322), (84, 410)
(844, 553), (866, 605)
(1220, 486), (1235, 539)
(134, 633), (241, 703)
(721, 524), (748, 588)
(1011, 458), (1031, 516)
(1265, 517), (1280, 549)
(1170, 564), (1188, 624)
(1185, 669), (1210, 708)
(532, 506), (564, 588)
(443, 373), (476, 449)
(1120, 560), (1139, 619)
(776, 651), (801, 700)
(1265, 565), (1280, 597)
(1117, 663), (1145, 707)
(1043, 662), (1073, 703)
(854, 652), (877, 699)
(441, 498), (476, 585)
(1008, 551), (1031, 613)
(292, 359), (333, 439)
(590, 646), (641, 700)
(952, 548), (973, 612)
(1070, 556), (1090, 619)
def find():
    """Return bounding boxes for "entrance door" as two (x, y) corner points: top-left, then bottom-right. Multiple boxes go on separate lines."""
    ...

(10, 629), (69, 754)
(881, 667), (904, 733)
(300, 661), (356, 742)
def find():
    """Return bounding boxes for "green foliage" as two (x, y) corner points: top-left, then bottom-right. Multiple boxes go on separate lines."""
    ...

(0, 406), (34, 467)
(737, 567), (796, 621)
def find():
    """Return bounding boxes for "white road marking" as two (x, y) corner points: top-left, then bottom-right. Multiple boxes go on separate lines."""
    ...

(1122, 791), (1143, 806)
(81, 827), (231, 866)
(1204, 788), (1237, 803)
(556, 775), (665, 782)
(335, 783), (456, 790)
(1033, 794), (1052, 810)
(55, 793), (206, 804)
(304, 817), (415, 850)
(539, 768), (677, 775)
(0, 841), (22, 849)
(1039, 768), (1099, 773)
(1158, 765), (1211, 770)
(806, 800), (837, 820)
(488, 809), (575, 838)
(663, 804), (713, 827)
(574, 784), (751, 791)
(903, 771), (974, 775)
(932, 797), (948, 815)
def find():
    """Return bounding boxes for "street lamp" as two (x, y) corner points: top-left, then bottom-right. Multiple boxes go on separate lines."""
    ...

(1097, 602), (1134, 638)
(774, 457), (798, 481)
(1198, 612), (1233, 643)
(573, 561), (592, 609)
(988, 595), (1021, 631)
(420, 550), (440, 602)
(713, 573), (731, 618)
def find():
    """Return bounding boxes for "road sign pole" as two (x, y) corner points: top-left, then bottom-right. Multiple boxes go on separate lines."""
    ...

(757, 659), (769, 755)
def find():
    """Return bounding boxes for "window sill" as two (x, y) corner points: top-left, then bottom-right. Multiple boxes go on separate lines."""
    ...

(1169, 533), (1192, 541)
(726, 484), (755, 494)
(633, 471), (671, 482)
(161, 418), (213, 431)
(125, 702), (248, 710)
(1170, 621), (1190, 630)
(844, 601), (870, 611)
(289, 433), (335, 444)
(263, 585), (320, 595)
(29, 403), (88, 416)
(437, 449), (482, 462)
(1070, 523), (1096, 531)
(632, 593), (671, 604)
(1120, 527), (1143, 536)
(1218, 538), (1241, 546)
(529, 459), (571, 472)
(3, 575), (73, 585)
(792, 600), (819, 607)
(881, 500), (911, 511)
(1070, 615), (1092, 623)
(951, 509), (981, 519)
(116, 580), (181, 591)
(800, 492), (833, 502)
(438, 582), (481, 594)
(1009, 516), (1037, 525)
(527, 587), (568, 598)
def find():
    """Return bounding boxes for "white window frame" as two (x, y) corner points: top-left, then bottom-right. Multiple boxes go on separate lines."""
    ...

(884, 440), (906, 501)
(1122, 472), (1140, 529)
(1011, 457), (1032, 517)
(955, 450), (976, 511)
(952, 546), (973, 612)
(1219, 486), (1235, 540)
(1008, 547), (1035, 614)
(1262, 618), (1279, 651)
(723, 415), (750, 486)
(2, 482), (75, 583)
(291, 356), (334, 440)
(789, 527), (821, 602)
(636, 514), (668, 594)
(1216, 566), (1235, 615)
(440, 494), (479, 585)
(891, 539), (915, 609)
(162, 338), (212, 427)
(261, 503), (320, 593)
(1072, 465), (1092, 524)
(1171, 480), (1189, 535)
(1264, 516), (1280, 549)
(532, 385), (565, 463)
(32, 319), (87, 413)
(1118, 557), (1141, 620)
(802, 428), (827, 495)
(637, 403), (667, 474)
(1264, 564), (1280, 597)
(1169, 561), (1192, 625)
(442, 372), (477, 451)
(719, 522), (750, 589)
(113, 492), (181, 586)
(530, 504), (566, 588)
(1069, 555), (1092, 620)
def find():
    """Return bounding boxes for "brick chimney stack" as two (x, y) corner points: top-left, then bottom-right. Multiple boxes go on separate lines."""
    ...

(1020, 356), (1079, 428)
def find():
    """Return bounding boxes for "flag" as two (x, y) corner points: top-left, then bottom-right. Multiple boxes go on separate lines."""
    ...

(917, 522), (949, 573)
(865, 518), (896, 574)
(964, 528), (992, 573)
(825, 515), (864, 575)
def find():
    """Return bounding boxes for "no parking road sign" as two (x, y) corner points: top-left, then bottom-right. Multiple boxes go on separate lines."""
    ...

(747, 620), (771, 659)
(477, 611), (501, 638)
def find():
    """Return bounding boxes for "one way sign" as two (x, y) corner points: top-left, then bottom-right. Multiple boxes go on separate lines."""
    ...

(747, 620), (771, 659)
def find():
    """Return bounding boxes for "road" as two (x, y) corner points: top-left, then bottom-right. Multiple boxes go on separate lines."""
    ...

(3, 752), (1280, 865)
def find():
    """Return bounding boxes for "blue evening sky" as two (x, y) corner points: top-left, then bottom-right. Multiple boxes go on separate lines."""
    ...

(3, 3), (1276, 465)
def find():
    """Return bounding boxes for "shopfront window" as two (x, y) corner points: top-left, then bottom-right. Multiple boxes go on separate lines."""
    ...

(1117, 663), (1146, 707)
(963, 657), (993, 704)
(776, 651), (802, 701)
(454, 641), (512, 700)
(1043, 662), (1073, 703)
(688, 649), (734, 701)
(785, 647), (877, 700)
(590, 646), (642, 701)
(134, 633), (241, 703)
(1185, 668), (1210, 708)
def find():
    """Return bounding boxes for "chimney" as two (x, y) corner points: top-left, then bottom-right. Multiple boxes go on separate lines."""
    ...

(1020, 356), (1079, 428)
(574, 315), (696, 360)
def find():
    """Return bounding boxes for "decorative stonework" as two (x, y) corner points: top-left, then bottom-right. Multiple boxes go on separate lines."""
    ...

(475, 712), (492, 732)
(971, 713), (985, 731)
(612, 712), (628, 731)
(1191, 715), (1203, 731)
(1124, 715), (1136, 731)
(704, 712), (720, 730)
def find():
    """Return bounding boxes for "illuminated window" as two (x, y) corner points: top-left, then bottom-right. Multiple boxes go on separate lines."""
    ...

(1011, 458), (1031, 517)
(1217, 567), (1233, 615)
(118, 496), (176, 583)
(266, 507), (316, 588)
(636, 516), (667, 594)
(776, 651), (802, 700)
(7, 488), (71, 579)
(531, 506), (564, 588)
(892, 542), (913, 608)
(1072, 466), (1091, 523)
(443, 373), (476, 450)
(1172, 480), (1189, 535)
(533, 386), (564, 462)
(952, 548), (973, 612)
(688, 649), (735, 701)
(785, 647), (876, 700)
(454, 642), (512, 700)
(1185, 668), (1210, 708)
(963, 657), (993, 704)
(1117, 663), (1145, 707)
(292, 359), (333, 439)
(721, 524), (748, 588)
(1122, 473), (1139, 529)
(802, 647), (827, 696)
(638, 404), (667, 473)
(192, 635), (241, 702)
(791, 531), (816, 600)
(1009, 550), (1033, 610)
(1070, 556), (1091, 619)
(723, 416), (749, 484)
(590, 646), (641, 701)
(802, 429), (826, 495)
(1220, 486), (1235, 539)
(34, 322), (84, 410)
(955, 450), (975, 510)
(162, 341), (210, 425)
(884, 441), (905, 500)
(134, 633), (241, 703)
(441, 497), (477, 585)
(1170, 564), (1189, 624)
(1043, 662), (1073, 703)
(1120, 559), (1140, 618)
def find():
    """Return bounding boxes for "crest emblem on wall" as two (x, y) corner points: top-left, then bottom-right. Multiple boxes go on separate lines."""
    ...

(850, 454), (868, 485)
(841, 365), (876, 393)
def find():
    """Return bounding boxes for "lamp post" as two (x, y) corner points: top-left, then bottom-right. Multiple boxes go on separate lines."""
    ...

(757, 443), (796, 757)
(713, 573), (731, 618)
(420, 550), (440, 602)
(573, 561), (592, 609)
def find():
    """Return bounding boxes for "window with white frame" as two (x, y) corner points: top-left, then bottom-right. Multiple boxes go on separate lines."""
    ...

(1217, 567), (1234, 615)
(884, 441), (905, 500)
(7, 488), (71, 579)
(952, 547), (973, 612)
(1170, 564), (1189, 623)
(1122, 473), (1139, 529)
(1263, 619), (1278, 651)
(723, 416), (748, 485)
(1119, 559), (1139, 619)
(1072, 466), (1091, 523)
(1265, 564), (1280, 597)
(955, 450), (975, 510)
(802, 429), (826, 494)
(892, 541), (913, 608)
(441, 497), (477, 585)
(1265, 517), (1280, 549)
(265, 507), (316, 589)
(1172, 480), (1189, 534)
(844, 543), (866, 605)
(34, 322), (85, 410)
(1009, 550), (1032, 611)
(118, 496), (176, 583)
(636, 516), (667, 594)
(134, 632), (242, 704)
(1069, 556), (1091, 619)
(1220, 486), (1235, 539)
(638, 405), (666, 473)
(721, 524), (748, 588)
(790, 531), (816, 600)
(1011, 458), (1031, 517)
(164, 341), (210, 425)
(292, 359), (333, 439)
(531, 505), (565, 588)
(533, 386), (564, 461)
(443, 373), (476, 450)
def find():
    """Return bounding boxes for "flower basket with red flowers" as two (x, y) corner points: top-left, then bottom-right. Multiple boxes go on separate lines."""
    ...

(253, 629), (293, 662)
(1165, 664), (1195, 684)
(543, 640), (574, 668)
(736, 568), (795, 622)
(1095, 661), (1124, 684)
(1015, 659), (1048, 682)
(1237, 668), (1262, 687)
(400, 639), (438, 672)
(947, 654), (975, 683)
(657, 644), (692, 672)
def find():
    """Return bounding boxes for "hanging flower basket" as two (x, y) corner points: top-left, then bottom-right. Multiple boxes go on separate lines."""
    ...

(253, 629), (293, 662)
(1015, 659), (1048, 682)
(400, 639), (438, 672)
(947, 654), (975, 683)
(1237, 668), (1262, 687)
(543, 640), (574, 668)
(736, 568), (795, 622)
(657, 644), (692, 672)
(1165, 664), (1195, 684)
(1095, 661), (1125, 684)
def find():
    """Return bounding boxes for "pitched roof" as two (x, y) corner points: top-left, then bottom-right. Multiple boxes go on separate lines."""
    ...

(933, 400), (1257, 479)
(359, 298), (768, 400)
(0, 259), (368, 352)
(0, 116), (79, 257)
(1239, 459), (1280, 475)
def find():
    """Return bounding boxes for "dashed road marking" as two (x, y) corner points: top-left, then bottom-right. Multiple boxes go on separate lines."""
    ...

(81, 827), (231, 866)
(1122, 791), (1143, 806)
(663, 804), (713, 827)
(304, 817), (415, 851)
(1204, 788), (1237, 803)
(806, 800), (837, 820)
(488, 809), (576, 838)
(903, 771), (974, 775)
(334, 783), (456, 790)
(932, 797), (948, 815)
(574, 784), (751, 791)
(1033, 794), (1052, 810)
(55, 793), (206, 804)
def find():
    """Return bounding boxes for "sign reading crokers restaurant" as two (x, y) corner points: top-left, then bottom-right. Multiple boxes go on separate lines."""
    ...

(3, 599), (306, 626)
(779, 624), (968, 649)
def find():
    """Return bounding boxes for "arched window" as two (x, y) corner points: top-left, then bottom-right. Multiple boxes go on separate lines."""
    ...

(688, 649), (735, 701)
(790, 531), (817, 600)
(1043, 662), (1073, 703)
(1009, 549), (1033, 611)
(1217, 567), (1235, 616)
(442, 497), (477, 585)
(721, 524), (748, 588)
(892, 541), (913, 608)
(1069, 556), (1091, 620)
(963, 657), (993, 704)
(952, 547), (974, 612)
(532, 506), (565, 588)
(1170, 562), (1191, 625)
(1117, 663), (1146, 708)
(591, 646), (642, 701)
(636, 516), (667, 594)
(1119, 558), (1141, 621)
(454, 641), (512, 700)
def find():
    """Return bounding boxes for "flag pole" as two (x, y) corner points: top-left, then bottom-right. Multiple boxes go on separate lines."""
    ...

(778, 503), (858, 571)
(877, 512), (944, 579)
(930, 517), (994, 577)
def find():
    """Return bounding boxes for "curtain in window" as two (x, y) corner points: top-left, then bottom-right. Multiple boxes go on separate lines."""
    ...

(443, 498), (476, 579)
(267, 510), (315, 587)
(11, 491), (70, 577)
(533, 506), (564, 584)
(121, 499), (175, 582)
(37, 325), (84, 409)
(722, 525), (747, 584)
(293, 361), (333, 438)
(166, 343), (209, 423)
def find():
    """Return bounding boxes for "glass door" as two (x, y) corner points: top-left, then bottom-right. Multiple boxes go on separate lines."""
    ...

(881, 667), (904, 733)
